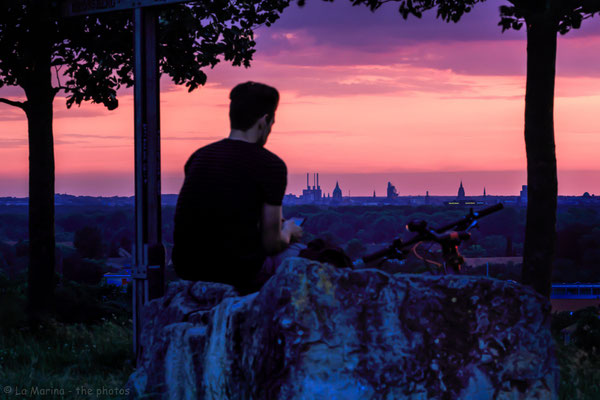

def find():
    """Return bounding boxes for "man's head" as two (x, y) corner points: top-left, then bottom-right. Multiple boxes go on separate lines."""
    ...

(229, 82), (279, 145)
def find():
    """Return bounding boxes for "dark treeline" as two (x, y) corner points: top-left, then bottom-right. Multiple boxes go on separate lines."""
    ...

(0, 204), (599, 283)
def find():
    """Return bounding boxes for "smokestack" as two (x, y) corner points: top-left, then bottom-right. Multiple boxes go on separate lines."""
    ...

(313, 173), (316, 190)
(307, 173), (309, 189)
(317, 173), (319, 189)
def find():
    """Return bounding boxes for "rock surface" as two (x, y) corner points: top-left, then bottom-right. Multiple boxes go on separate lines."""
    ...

(127, 257), (558, 399)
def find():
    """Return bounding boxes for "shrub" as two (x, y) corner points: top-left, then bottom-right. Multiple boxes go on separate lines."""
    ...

(0, 272), (27, 331)
(54, 280), (131, 324)
(62, 255), (108, 285)
(74, 226), (104, 259)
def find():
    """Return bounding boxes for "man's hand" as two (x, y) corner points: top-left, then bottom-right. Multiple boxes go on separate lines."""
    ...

(262, 204), (303, 254)
(282, 219), (303, 243)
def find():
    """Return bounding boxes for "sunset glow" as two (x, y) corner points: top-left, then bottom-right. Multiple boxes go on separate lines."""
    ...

(1, 1), (599, 196)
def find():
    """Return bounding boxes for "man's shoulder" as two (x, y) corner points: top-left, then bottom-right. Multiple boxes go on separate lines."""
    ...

(257, 146), (286, 169)
(183, 140), (227, 173)
(185, 139), (286, 172)
(192, 139), (227, 155)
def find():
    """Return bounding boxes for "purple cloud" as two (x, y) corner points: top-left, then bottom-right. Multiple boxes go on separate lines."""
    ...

(245, 0), (600, 78)
(268, 0), (524, 46)
(0, 137), (28, 148)
(0, 107), (26, 121)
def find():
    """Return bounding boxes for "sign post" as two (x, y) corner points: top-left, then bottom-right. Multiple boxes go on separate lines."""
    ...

(61, 0), (191, 361)
(131, 5), (164, 363)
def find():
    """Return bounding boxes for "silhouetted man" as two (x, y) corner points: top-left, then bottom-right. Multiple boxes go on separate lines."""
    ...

(172, 82), (303, 294)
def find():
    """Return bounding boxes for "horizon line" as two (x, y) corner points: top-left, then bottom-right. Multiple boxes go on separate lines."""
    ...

(1, 193), (597, 199)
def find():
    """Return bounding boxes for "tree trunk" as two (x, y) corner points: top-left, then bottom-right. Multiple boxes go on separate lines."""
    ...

(23, 6), (56, 318)
(521, 16), (558, 298)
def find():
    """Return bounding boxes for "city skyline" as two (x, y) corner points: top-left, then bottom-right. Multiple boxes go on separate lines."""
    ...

(1, 1), (600, 196)
(1, 169), (598, 198)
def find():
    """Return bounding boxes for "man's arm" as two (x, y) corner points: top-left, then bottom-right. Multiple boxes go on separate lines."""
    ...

(261, 204), (302, 255)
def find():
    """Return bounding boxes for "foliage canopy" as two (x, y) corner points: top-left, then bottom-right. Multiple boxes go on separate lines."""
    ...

(0, 0), (290, 110)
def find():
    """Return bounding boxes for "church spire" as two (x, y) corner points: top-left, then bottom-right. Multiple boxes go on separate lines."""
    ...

(458, 181), (465, 199)
(332, 181), (342, 199)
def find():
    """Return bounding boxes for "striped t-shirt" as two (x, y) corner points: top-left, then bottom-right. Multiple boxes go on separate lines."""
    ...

(172, 138), (287, 288)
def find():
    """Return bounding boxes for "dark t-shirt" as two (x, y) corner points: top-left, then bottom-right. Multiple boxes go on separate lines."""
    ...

(172, 138), (287, 289)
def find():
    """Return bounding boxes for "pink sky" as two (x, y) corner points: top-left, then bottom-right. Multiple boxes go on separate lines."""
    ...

(1, 1), (600, 196)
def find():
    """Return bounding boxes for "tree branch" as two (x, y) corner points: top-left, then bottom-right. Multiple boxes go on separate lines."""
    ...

(567, 0), (600, 14)
(0, 97), (26, 110)
(505, 0), (525, 9)
(579, 0), (600, 13)
(55, 65), (62, 88)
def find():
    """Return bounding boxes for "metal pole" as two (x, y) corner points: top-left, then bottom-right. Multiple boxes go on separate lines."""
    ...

(59, 0), (190, 365)
(133, 6), (165, 362)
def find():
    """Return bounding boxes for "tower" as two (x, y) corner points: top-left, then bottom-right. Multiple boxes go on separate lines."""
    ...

(458, 181), (465, 199)
(332, 181), (342, 200)
(483, 187), (486, 197)
(519, 185), (528, 204)
(387, 182), (398, 199)
(315, 173), (322, 199)
(303, 172), (322, 202)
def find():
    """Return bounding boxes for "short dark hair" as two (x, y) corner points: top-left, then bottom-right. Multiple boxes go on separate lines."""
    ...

(229, 82), (279, 131)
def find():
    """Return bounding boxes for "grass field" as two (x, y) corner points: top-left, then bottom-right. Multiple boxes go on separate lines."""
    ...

(0, 319), (133, 399)
(0, 274), (134, 399)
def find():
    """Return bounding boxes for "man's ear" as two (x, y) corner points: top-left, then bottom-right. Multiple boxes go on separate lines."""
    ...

(259, 114), (269, 126)
(256, 114), (269, 133)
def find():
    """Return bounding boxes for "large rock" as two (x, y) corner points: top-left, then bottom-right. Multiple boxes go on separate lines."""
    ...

(127, 257), (558, 399)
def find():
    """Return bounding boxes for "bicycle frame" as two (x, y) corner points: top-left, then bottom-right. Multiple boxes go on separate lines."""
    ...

(354, 203), (504, 274)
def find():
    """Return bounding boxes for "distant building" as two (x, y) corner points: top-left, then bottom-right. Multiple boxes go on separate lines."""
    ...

(283, 194), (300, 205)
(551, 283), (600, 312)
(103, 272), (131, 292)
(332, 181), (342, 200)
(302, 173), (322, 202)
(458, 181), (465, 199)
(444, 181), (486, 207)
(387, 182), (398, 200)
(519, 185), (527, 205)
(579, 192), (598, 205)
(483, 187), (487, 197)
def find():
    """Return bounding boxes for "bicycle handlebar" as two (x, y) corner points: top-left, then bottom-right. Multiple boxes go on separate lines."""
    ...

(474, 202), (504, 218)
(434, 203), (504, 233)
(359, 203), (504, 265)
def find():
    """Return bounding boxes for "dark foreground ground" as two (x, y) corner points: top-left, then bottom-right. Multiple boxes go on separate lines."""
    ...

(0, 273), (598, 399)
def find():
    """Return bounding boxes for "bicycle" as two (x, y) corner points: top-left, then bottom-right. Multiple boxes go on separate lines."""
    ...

(353, 203), (504, 274)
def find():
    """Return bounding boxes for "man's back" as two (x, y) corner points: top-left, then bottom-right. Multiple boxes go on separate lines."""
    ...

(172, 138), (287, 287)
